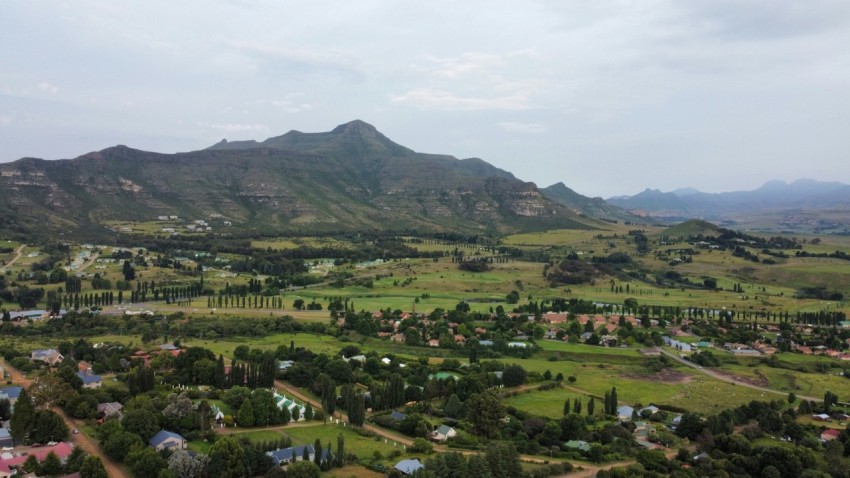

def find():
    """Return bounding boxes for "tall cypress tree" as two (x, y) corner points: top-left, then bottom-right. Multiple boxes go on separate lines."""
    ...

(10, 389), (35, 442)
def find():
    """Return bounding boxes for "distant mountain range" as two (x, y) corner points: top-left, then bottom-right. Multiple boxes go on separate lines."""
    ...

(607, 179), (850, 221)
(0, 120), (644, 240)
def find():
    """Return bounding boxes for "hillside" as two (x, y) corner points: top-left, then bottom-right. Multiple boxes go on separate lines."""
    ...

(540, 182), (648, 224)
(0, 120), (593, 240)
(659, 219), (723, 238)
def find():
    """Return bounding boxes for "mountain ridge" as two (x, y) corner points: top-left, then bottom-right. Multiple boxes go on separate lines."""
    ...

(607, 179), (850, 220)
(0, 120), (597, 240)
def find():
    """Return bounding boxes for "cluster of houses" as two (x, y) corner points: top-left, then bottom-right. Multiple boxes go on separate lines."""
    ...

(793, 344), (850, 360)
(0, 442), (75, 477)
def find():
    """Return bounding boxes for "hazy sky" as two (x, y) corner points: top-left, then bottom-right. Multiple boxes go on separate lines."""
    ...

(2, 1), (849, 197)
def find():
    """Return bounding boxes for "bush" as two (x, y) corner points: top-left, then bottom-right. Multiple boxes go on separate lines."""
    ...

(409, 438), (433, 454)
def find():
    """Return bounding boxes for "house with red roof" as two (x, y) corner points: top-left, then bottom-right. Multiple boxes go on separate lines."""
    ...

(821, 429), (841, 441)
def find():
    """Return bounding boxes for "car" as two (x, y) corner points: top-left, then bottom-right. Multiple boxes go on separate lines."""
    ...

(47, 441), (57, 446)
(72, 429), (79, 435)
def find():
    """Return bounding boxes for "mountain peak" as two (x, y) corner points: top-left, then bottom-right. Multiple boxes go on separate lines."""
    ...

(331, 119), (379, 136)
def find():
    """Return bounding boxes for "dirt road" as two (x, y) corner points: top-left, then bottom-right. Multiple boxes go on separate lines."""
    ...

(0, 245), (25, 272)
(1, 360), (130, 478)
(659, 349), (821, 402)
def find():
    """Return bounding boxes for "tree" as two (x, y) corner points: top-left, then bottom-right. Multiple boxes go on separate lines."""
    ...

(443, 394), (462, 419)
(30, 374), (75, 408)
(168, 449), (210, 478)
(80, 456), (109, 478)
(125, 445), (168, 478)
(304, 403), (314, 421)
(466, 392), (505, 439)
(563, 398), (570, 416)
(587, 397), (595, 416)
(313, 438), (323, 467)
(122, 260), (136, 281)
(237, 397), (255, 427)
(30, 410), (69, 443)
(41, 451), (62, 476)
(104, 431), (144, 461)
(336, 434), (345, 468)
(10, 388), (35, 442)
(207, 437), (247, 478)
(122, 408), (161, 441)
(348, 393), (365, 427)
(287, 461), (320, 478)
(501, 364), (527, 387)
(484, 443), (522, 478)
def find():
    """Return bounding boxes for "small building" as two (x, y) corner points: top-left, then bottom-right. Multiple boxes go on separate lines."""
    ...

(97, 402), (124, 421)
(639, 406), (660, 417)
(617, 406), (635, 421)
(564, 440), (591, 452)
(77, 371), (102, 389)
(77, 361), (92, 373)
(822, 429), (841, 442)
(478, 340), (494, 346)
(31, 349), (64, 366)
(394, 459), (424, 475)
(812, 414), (832, 422)
(276, 360), (295, 371)
(507, 342), (528, 348)
(390, 411), (406, 421)
(0, 387), (22, 408)
(149, 430), (187, 452)
(431, 425), (457, 442)
(0, 429), (12, 448)
(266, 445), (328, 466)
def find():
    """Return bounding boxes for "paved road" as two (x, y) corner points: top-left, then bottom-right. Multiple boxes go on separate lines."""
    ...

(1, 360), (130, 478)
(658, 348), (821, 402)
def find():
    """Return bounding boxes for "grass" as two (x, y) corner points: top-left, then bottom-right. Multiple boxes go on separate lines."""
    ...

(504, 387), (594, 418)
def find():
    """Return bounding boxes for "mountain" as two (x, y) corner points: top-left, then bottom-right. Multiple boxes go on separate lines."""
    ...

(540, 182), (647, 223)
(607, 180), (850, 221)
(0, 120), (594, 240)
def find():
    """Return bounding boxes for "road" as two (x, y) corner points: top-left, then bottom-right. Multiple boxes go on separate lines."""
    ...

(658, 348), (822, 402)
(1, 360), (130, 478)
(0, 245), (25, 272)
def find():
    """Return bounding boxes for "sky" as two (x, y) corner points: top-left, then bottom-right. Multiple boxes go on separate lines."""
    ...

(2, 1), (850, 197)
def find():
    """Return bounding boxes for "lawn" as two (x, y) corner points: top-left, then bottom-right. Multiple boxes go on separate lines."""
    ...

(504, 387), (595, 418)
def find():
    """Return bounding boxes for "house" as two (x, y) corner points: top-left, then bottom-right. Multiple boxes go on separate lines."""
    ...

(149, 429), (187, 451)
(266, 445), (328, 466)
(390, 411), (406, 421)
(617, 406), (635, 421)
(507, 342), (528, 348)
(343, 355), (366, 364)
(431, 425), (457, 442)
(427, 339), (440, 347)
(812, 414), (832, 422)
(0, 429), (11, 448)
(276, 360), (295, 371)
(0, 442), (74, 469)
(0, 387), (22, 408)
(77, 361), (92, 373)
(394, 459), (424, 475)
(273, 392), (306, 421)
(77, 371), (102, 389)
(31, 348), (64, 366)
(478, 340), (494, 346)
(97, 402), (124, 421)
(821, 429), (841, 442)
(564, 440), (591, 452)
(159, 343), (178, 351)
(831, 412), (850, 421)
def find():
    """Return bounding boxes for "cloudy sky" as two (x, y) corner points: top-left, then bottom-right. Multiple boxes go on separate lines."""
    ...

(2, 1), (849, 197)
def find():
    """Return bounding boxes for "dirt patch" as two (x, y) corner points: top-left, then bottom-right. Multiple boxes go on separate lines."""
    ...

(714, 370), (769, 388)
(621, 368), (693, 384)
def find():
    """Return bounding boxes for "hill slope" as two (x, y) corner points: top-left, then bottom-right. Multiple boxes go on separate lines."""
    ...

(540, 182), (648, 224)
(0, 120), (592, 239)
